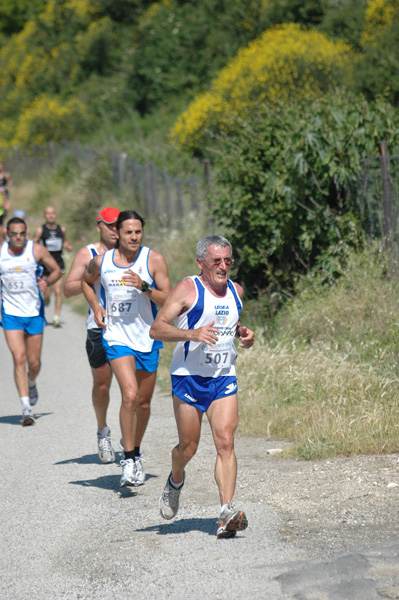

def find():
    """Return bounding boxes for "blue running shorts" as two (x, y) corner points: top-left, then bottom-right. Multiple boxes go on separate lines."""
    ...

(171, 374), (238, 412)
(1, 313), (46, 335)
(102, 338), (160, 373)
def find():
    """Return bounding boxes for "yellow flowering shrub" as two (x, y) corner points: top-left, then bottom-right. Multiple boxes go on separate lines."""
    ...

(361, 0), (398, 45)
(171, 23), (351, 150)
(12, 95), (89, 147)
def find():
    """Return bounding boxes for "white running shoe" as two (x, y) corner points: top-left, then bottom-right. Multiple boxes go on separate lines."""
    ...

(120, 459), (137, 487)
(22, 408), (35, 427)
(217, 503), (248, 538)
(97, 432), (115, 464)
(159, 472), (185, 520)
(28, 383), (38, 406)
(134, 456), (146, 486)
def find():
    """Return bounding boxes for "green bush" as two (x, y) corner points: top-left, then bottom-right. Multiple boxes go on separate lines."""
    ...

(210, 91), (399, 301)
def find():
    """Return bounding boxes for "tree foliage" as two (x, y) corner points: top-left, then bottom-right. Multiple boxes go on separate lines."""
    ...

(171, 24), (350, 151)
(210, 92), (399, 299)
(127, 0), (272, 113)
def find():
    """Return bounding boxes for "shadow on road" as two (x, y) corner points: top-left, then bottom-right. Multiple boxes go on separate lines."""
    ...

(0, 412), (52, 425)
(55, 454), (103, 465)
(136, 517), (226, 537)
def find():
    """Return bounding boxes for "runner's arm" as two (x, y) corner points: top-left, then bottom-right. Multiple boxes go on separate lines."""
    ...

(82, 255), (106, 328)
(233, 281), (255, 348)
(149, 278), (219, 345)
(122, 251), (172, 306)
(63, 247), (90, 298)
(33, 226), (43, 243)
(146, 251), (172, 305)
(34, 243), (62, 292)
(61, 226), (73, 252)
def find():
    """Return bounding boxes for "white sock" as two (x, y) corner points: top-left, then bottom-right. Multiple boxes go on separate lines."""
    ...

(220, 502), (231, 514)
(20, 397), (31, 410)
(169, 475), (184, 489)
(98, 426), (110, 437)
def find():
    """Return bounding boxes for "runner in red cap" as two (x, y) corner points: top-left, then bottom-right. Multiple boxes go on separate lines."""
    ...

(96, 207), (121, 225)
(64, 206), (121, 463)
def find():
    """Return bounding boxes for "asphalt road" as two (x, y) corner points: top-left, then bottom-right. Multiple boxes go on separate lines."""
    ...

(1, 304), (399, 599)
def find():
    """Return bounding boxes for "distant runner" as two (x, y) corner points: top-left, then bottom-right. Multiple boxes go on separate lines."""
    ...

(34, 206), (72, 327)
(0, 163), (11, 244)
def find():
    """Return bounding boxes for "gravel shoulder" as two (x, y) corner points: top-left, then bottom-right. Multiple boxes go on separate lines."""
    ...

(1, 304), (399, 599)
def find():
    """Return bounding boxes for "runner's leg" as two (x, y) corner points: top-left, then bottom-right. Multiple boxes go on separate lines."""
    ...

(4, 329), (29, 396)
(171, 395), (203, 484)
(91, 362), (113, 429)
(25, 333), (43, 384)
(134, 369), (157, 448)
(206, 394), (239, 505)
(110, 355), (138, 453)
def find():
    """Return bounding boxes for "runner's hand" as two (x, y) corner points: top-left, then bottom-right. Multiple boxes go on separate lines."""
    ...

(94, 306), (107, 329)
(238, 326), (255, 348)
(189, 321), (219, 345)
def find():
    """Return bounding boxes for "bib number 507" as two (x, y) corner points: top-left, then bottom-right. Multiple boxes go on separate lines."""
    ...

(205, 352), (228, 366)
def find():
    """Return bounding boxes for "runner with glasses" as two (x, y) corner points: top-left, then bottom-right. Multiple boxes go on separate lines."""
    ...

(0, 217), (61, 425)
(150, 235), (255, 538)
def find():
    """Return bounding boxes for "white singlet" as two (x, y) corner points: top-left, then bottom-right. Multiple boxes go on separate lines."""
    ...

(100, 246), (161, 352)
(0, 240), (42, 317)
(86, 244), (102, 331)
(170, 276), (242, 378)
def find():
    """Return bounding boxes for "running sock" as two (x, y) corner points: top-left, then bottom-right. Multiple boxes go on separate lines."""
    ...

(220, 503), (230, 514)
(28, 378), (35, 388)
(169, 474), (184, 489)
(97, 426), (111, 437)
(20, 396), (31, 410)
(134, 446), (141, 458)
(124, 450), (135, 461)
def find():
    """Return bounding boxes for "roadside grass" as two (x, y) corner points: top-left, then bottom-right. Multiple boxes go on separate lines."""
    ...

(236, 245), (399, 459)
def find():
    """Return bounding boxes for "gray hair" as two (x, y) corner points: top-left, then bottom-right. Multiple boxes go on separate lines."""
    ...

(196, 235), (232, 261)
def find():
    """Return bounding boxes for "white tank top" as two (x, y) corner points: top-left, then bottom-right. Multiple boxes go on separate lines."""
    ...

(86, 244), (102, 331)
(170, 276), (242, 378)
(0, 240), (43, 317)
(100, 246), (162, 352)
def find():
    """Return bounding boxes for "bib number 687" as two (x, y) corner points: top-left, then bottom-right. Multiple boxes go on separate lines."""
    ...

(111, 301), (132, 313)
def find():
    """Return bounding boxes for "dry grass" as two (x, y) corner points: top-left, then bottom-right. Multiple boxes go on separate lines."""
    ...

(236, 335), (399, 459)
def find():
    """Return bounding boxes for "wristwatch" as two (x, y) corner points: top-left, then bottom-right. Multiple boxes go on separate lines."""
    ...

(141, 281), (153, 293)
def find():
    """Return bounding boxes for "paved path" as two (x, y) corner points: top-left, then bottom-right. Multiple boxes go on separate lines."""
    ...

(1, 305), (399, 599)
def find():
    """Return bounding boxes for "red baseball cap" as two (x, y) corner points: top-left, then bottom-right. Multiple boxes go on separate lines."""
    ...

(96, 207), (120, 224)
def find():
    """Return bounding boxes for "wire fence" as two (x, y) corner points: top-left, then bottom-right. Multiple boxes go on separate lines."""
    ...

(355, 144), (399, 252)
(3, 141), (210, 226)
(5, 139), (399, 253)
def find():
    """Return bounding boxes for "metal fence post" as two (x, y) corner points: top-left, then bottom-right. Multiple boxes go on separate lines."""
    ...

(378, 140), (394, 252)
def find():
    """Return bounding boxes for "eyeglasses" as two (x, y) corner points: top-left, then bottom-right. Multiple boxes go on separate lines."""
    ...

(206, 257), (234, 266)
(8, 231), (27, 237)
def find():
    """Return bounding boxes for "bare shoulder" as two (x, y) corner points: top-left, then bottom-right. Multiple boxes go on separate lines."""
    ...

(170, 276), (196, 302)
(233, 281), (244, 299)
(73, 245), (93, 267)
(32, 240), (43, 254)
(148, 248), (167, 267)
(33, 225), (43, 240)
